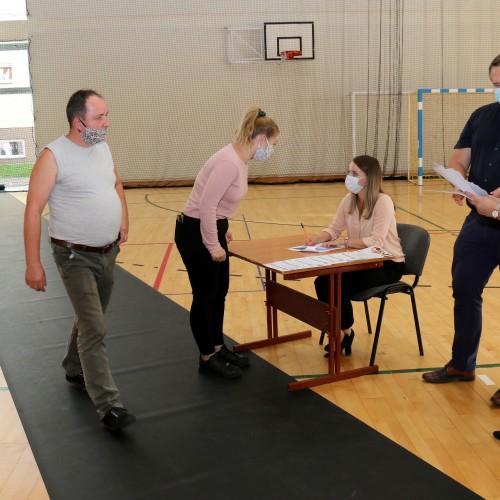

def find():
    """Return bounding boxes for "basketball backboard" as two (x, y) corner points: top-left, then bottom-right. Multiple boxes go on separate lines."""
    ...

(264, 21), (314, 61)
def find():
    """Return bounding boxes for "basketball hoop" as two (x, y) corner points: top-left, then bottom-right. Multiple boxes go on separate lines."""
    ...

(279, 50), (302, 61)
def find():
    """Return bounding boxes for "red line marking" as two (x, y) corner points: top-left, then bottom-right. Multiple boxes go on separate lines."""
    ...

(153, 243), (174, 290)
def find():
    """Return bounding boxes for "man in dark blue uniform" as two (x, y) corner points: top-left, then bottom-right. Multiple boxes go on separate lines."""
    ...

(422, 54), (500, 411)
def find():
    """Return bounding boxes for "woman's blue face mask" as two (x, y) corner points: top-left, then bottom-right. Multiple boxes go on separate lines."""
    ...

(253, 137), (273, 161)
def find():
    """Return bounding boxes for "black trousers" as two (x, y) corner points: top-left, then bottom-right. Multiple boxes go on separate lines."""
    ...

(451, 211), (500, 371)
(175, 214), (229, 356)
(314, 260), (404, 330)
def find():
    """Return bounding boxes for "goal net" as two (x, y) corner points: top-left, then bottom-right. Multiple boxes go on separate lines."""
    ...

(408, 88), (494, 185)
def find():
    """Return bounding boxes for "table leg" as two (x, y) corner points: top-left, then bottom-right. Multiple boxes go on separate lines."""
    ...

(288, 270), (379, 390)
(233, 269), (311, 352)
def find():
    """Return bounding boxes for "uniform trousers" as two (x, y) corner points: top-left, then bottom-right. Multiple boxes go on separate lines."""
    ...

(451, 211), (500, 371)
(175, 214), (229, 356)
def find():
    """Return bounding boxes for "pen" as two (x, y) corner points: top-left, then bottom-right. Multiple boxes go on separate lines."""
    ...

(300, 223), (313, 245)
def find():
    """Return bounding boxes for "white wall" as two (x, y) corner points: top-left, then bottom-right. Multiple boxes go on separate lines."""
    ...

(21, 0), (500, 184)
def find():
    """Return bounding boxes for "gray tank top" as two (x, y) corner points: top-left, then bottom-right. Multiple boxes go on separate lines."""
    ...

(46, 135), (122, 246)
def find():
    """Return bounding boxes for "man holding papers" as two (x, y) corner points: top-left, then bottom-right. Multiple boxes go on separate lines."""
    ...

(423, 54), (500, 409)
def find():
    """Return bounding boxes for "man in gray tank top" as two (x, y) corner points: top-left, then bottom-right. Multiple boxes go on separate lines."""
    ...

(24, 89), (136, 431)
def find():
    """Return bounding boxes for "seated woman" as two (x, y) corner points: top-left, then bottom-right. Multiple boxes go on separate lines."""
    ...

(310, 155), (405, 357)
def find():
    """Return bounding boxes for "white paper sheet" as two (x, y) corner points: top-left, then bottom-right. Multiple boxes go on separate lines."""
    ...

(432, 163), (488, 197)
(423, 189), (473, 199)
(265, 247), (393, 272)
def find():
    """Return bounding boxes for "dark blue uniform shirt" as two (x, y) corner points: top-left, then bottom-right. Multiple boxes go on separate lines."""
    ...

(455, 102), (500, 192)
(455, 102), (500, 215)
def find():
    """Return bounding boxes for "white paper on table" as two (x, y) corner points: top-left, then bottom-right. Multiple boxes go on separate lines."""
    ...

(265, 247), (393, 272)
(432, 163), (488, 197)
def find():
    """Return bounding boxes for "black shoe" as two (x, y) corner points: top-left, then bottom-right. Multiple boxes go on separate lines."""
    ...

(218, 344), (250, 367)
(101, 407), (136, 431)
(66, 373), (86, 391)
(324, 330), (355, 358)
(199, 351), (242, 378)
(342, 330), (355, 356)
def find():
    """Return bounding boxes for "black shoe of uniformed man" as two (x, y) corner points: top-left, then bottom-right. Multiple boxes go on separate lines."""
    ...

(101, 407), (136, 431)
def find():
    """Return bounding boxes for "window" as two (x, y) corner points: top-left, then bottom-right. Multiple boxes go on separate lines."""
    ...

(0, 63), (13, 83)
(0, 140), (26, 158)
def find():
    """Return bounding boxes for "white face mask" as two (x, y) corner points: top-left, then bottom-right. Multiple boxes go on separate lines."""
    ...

(253, 137), (273, 161)
(494, 88), (500, 104)
(345, 174), (366, 194)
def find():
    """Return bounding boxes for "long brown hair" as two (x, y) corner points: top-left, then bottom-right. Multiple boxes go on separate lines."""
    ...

(347, 155), (387, 219)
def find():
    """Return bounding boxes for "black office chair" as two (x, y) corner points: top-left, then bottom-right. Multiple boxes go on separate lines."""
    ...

(319, 224), (431, 363)
(348, 223), (431, 366)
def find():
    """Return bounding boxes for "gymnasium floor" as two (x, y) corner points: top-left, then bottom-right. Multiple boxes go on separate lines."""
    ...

(1, 179), (499, 499)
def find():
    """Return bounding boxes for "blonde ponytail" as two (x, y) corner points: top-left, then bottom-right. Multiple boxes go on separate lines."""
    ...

(234, 105), (279, 145)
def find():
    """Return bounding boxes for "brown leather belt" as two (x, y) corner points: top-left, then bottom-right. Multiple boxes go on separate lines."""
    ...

(50, 237), (118, 254)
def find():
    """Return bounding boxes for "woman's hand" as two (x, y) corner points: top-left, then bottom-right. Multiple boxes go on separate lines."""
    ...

(211, 248), (227, 262)
(323, 237), (344, 248)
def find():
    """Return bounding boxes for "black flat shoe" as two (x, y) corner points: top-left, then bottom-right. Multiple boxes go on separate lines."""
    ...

(66, 373), (86, 391)
(218, 344), (250, 367)
(101, 407), (136, 431)
(199, 351), (242, 379)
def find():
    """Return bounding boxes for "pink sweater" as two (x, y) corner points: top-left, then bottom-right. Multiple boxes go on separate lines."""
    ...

(183, 144), (248, 253)
(324, 193), (405, 262)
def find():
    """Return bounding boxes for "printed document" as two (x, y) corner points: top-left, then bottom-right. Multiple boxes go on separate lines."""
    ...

(432, 163), (488, 197)
(266, 247), (393, 273)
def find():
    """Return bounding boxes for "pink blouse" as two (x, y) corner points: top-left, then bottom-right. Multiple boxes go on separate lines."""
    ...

(323, 193), (405, 262)
(183, 144), (248, 253)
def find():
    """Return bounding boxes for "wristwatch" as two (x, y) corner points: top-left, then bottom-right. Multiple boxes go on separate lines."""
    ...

(492, 203), (500, 219)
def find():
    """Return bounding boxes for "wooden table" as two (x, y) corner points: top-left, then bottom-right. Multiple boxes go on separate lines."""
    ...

(229, 235), (388, 391)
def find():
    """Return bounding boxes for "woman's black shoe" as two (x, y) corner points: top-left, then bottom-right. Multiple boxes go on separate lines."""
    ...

(342, 330), (355, 355)
(323, 330), (355, 357)
(218, 344), (250, 367)
(199, 351), (242, 378)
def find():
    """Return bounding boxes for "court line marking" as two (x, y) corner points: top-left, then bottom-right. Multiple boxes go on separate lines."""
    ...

(293, 363), (500, 379)
(478, 374), (496, 386)
(153, 242), (173, 290)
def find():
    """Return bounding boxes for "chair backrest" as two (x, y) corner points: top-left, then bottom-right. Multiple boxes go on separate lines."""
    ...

(397, 223), (431, 278)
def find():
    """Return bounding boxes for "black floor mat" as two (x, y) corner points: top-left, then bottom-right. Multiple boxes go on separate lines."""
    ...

(0, 193), (479, 500)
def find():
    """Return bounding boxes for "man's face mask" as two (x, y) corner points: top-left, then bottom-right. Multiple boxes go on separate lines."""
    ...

(79, 119), (107, 145)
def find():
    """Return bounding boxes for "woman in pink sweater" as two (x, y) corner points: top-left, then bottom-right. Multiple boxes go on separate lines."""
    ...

(311, 155), (405, 357)
(175, 106), (279, 378)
